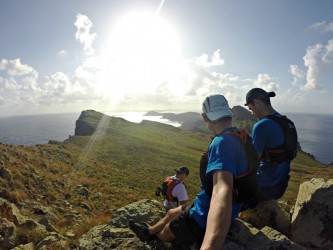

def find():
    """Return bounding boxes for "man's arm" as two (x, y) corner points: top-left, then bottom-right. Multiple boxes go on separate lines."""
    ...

(200, 170), (233, 250)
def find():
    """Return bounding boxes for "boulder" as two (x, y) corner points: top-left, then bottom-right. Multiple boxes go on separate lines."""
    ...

(239, 199), (291, 235)
(79, 199), (170, 249)
(290, 178), (333, 249)
(0, 166), (12, 182)
(0, 198), (38, 229)
(0, 218), (16, 249)
(0, 198), (54, 249)
(79, 199), (303, 249)
(35, 235), (69, 250)
(225, 219), (304, 249)
(246, 226), (305, 250)
(109, 199), (165, 228)
(11, 242), (34, 250)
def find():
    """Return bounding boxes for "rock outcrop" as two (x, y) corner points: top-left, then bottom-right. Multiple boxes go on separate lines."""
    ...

(1, 178), (332, 249)
(239, 199), (291, 235)
(77, 178), (332, 249)
(74, 110), (102, 136)
(0, 198), (64, 249)
(78, 199), (303, 250)
(226, 220), (304, 250)
(290, 178), (333, 249)
(79, 199), (169, 249)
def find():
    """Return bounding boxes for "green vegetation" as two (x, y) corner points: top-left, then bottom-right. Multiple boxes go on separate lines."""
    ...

(1, 109), (333, 243)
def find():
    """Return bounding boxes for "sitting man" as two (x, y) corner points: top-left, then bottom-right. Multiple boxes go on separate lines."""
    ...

(244, 88), (297, 205)
(160, 166), (189, 211)
(129, 94), (252, 248)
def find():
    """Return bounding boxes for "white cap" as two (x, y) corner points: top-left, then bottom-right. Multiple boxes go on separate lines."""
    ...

(202, 94), (234, 121)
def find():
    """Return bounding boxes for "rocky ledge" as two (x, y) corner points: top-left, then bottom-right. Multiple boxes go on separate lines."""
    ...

(1, 178), (332, 249)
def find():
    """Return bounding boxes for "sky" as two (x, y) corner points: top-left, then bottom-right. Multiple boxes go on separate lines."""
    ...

(0, 0), (333, 117)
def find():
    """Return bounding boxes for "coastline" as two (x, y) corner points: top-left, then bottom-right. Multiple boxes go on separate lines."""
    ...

(0, 111), (332, 165)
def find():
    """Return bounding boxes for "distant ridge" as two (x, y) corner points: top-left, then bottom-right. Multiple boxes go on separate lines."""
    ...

(144, 106), (255, 132)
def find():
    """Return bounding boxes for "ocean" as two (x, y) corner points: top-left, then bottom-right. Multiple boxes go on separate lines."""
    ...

(0, 112), (332, 165)
(0, 113), (80, 145)
(285, 113), (333, 165)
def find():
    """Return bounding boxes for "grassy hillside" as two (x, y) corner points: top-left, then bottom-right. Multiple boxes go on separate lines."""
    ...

(1, 109), (332, 245)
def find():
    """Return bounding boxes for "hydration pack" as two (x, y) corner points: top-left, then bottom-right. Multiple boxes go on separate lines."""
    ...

(263, 115), (298, 162)
(156, 177), (181, 202)
(200, 129), (260, 204)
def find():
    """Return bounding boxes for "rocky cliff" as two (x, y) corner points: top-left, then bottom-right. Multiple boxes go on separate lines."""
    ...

(2, 178), (332, 249)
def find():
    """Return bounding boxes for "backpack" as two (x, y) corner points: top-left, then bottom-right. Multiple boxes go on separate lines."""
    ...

(158, 177), (181, 202)
(263, 115), (298, 162)
(200, 129), (260, 204)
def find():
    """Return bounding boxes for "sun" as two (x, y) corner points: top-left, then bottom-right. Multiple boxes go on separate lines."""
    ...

(98, 11), (184, 100)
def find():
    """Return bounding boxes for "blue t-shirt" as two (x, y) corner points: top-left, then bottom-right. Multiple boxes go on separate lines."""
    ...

(189, 128), (249, 229)
(252, 114), (291, 187)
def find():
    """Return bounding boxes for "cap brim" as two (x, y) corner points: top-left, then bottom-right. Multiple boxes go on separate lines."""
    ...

(206, 109), (234, 121)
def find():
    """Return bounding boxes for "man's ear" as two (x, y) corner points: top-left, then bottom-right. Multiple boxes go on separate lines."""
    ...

(253, 99), (260, 106)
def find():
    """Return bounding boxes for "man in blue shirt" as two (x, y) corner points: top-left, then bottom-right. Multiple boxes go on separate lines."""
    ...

(244, 88), (292, 202)
(129, 94), (250, 249)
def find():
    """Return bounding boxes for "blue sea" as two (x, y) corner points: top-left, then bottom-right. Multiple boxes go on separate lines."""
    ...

(285, 113), (333, 165)
(0, 113), (80, 145)
(0, 112), (332, 165)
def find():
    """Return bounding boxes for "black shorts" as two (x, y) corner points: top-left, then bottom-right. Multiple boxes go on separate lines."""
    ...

(169, 203), (205, 244)
(241, 175), (290, 211)
(259, 175), (290, 201)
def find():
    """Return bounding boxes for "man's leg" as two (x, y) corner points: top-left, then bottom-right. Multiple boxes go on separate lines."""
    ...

(129, 205), (183, 242)
(149, 205), (182, 234)
(155, 222), (176, 242)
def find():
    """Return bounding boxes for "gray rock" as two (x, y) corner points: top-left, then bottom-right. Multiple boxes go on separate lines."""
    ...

(246, 226), (305, 250)
(290, 178), (333, 249)
(109, 199), (165, 228)
(0, 218), (16, 249)
(226, 219), (304, 249)
(240, 199), (291, 235)
(0, 166), (12, 182)
(11, 242), (35, 250)
(79, 199), (170, 249)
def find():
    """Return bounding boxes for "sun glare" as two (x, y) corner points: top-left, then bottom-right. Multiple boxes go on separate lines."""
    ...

(99, 11), (184, 100)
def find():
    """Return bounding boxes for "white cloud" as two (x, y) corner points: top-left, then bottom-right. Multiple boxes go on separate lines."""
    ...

(74, 14), (96, 55)
(254, 74), (279, 91)
(58, 50), (68, 56)
(22, 76), (40, 91)
(3, 77), (22, 91)
(309, 21), (333, 32)
(289, 65), (305, 84)
(0, 96), (4, 105)
(44, 72), (83, 98)
(289, 38), (333, 91)
(323, 38), (333, 63)
(277, 89), (306, 111)
(74, 65), (97, 93)
(0, 58), (38, 77)
(194, 49), (225, 67)
(302, 43), (324, 91)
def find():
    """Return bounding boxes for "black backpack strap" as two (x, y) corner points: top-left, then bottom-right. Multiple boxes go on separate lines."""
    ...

(200, 130), (260, 203)
(263, 115), (298, 162)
